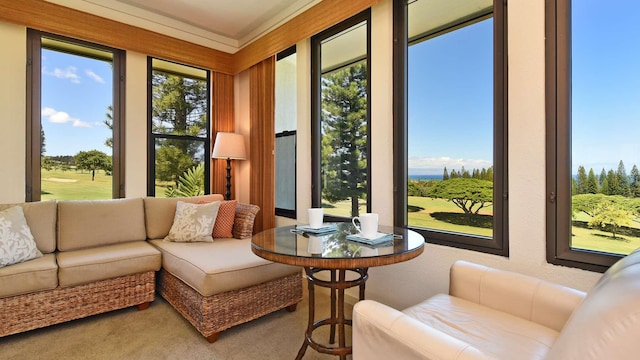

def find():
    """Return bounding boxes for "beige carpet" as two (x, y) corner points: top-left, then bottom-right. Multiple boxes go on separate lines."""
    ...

(0, 287), (353, 360)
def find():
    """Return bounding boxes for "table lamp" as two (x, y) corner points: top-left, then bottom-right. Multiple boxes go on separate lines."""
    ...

(212, 132), (246, 200)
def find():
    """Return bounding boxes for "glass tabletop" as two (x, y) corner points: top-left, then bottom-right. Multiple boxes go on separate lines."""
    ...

(251, 223), (425, 268)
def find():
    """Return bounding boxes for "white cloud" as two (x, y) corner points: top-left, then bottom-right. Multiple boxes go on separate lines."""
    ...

(41, 107), (91, 128)
(43, 66), (81, 83)
(85, 70), (104, 83)
(408, 156), (492, 175)
(73, 119), (91, 128)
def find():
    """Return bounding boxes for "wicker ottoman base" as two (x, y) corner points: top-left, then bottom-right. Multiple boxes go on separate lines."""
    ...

(0, 271), (156, 337)
(157, 269), (302, 342)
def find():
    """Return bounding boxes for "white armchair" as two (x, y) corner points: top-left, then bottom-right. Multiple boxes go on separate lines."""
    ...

(353, 249), (640, 360)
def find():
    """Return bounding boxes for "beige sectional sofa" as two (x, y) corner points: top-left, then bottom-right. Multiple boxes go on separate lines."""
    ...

(0, 195), (302, 343)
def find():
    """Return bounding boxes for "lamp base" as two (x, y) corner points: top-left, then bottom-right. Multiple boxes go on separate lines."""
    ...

(225, 158), (232, 200)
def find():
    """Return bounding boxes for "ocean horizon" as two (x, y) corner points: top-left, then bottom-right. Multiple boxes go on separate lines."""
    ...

(408, 174), (442, 181)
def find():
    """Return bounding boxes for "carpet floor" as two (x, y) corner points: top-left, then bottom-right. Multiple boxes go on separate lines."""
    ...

(0, 286), (353, 360)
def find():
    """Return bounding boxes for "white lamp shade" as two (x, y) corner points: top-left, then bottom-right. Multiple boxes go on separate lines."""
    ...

(212, 132), (247, 160)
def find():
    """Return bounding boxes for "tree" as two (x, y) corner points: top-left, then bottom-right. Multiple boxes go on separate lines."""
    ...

(572, 193), (611, 217)
(586, 168), (598, 194)
(606, 169), (620, 195)
(575, 165), (588, 194)
(588, 202), (632, 239)
(40, 128), (46, 157)
(320, 63), (368, 217)
(616, 160), (630, 197)
(442, 166), (449, 180)
(74, 150), (111, 181)
(104, 105), (113, 148)
(599, 168), (607, 188)
(427, 178), (493, 214)
(630, 165), (640, 198)
(152, 72), (207, 185)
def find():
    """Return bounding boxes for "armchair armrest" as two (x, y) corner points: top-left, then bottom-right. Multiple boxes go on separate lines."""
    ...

(449, 261), (586, 331)
(353, 300), (491, 360)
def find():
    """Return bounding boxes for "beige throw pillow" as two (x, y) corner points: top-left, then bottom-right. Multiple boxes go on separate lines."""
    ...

(164, 201), (220, 243)
(0, 206), (43, 268)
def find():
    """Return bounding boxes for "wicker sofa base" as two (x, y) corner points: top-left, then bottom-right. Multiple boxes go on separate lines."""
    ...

(157, 269), (303, 342)
(0, 271), (156, 337)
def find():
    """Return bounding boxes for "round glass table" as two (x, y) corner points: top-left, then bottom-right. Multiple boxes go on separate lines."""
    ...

(251, 223), (425, 360)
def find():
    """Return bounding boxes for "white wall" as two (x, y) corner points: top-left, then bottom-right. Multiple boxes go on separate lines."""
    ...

(0, 22), (27, 204)
(124, 52), (149, 198)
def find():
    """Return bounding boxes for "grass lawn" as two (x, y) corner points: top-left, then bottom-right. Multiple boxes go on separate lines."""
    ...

(408, 196), (493, 237)
(42, 169), (112, 200)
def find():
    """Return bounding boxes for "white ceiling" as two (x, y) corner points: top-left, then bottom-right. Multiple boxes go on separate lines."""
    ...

(45, 0), (321, 53)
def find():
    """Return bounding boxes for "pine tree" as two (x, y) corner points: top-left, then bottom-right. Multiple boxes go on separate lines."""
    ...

(576, 166), (588, 194)
(587, 168), (598, 194)
(599, 168), (607, 188)
(607, 169), (620, 195)
(320, 63), (368, 217)
(443, 166), (449, 180)
(630, 164), (640, 198)
(616, 160), (631, 197)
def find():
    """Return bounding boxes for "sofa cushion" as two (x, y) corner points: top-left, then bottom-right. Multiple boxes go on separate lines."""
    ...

(0, 200), (56, 254)
(144, 194), (225, 240)
(164, 201), (220, 243)
(149, 238), (301, 297)
(0, 253), (58, 298)
(0, 206), (43, 268)
(212, 200), (237, 238)
(57, 241), (161, 287)
(57, 198), (147, 251)
(402, 293), (560, 360)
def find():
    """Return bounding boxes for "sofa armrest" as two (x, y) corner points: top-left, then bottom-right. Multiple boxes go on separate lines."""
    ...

(353, 300), (491, 360)
(449, 261), (586, 331)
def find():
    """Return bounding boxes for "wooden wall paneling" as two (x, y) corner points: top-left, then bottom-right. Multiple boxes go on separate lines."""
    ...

(249, 57), (276, 233)
(0, 0), (234, 74)
(232, 0), (378, 73)
(211, 72), (236, 197)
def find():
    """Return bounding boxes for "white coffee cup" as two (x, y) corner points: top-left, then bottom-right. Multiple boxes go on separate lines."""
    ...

(308, 208), (324, 229)
(352, 213), (379, 239)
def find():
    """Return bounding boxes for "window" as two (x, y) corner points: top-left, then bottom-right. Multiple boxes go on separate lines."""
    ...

(275, 46), (297, 218)
(394, 0), (508, 255)
(546, 0), (639, 272)
(147, 58), (210, 197)
(26, 30), (125, 201)
(311, 10), (371, 221)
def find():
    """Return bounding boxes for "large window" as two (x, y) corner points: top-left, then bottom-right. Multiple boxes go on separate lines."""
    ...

(546, 0), (640, 271)
(311, 10), (371, 221)
(394, 0), (508, 255)
(147, 58), (210, 197)
(27, 30), (125, 201)
(275, 46), (297, 218)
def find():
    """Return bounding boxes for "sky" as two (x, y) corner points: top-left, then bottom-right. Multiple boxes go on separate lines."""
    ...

(41, 1), (638, 176)
(407, 0), (639, 176)
(41, 49), (113, 157)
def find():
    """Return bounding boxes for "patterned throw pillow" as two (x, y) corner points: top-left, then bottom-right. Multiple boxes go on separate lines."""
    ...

(164, 201), (220, 243)
(212, 200), (238, 238)
(0, 206), (43, 268)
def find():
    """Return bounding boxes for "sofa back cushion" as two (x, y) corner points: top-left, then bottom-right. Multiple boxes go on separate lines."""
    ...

(143, 194), (224, 240)
(0, 200), (57, 254)
(546, 249), (640, 360)
(57, 198), (147, 251)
